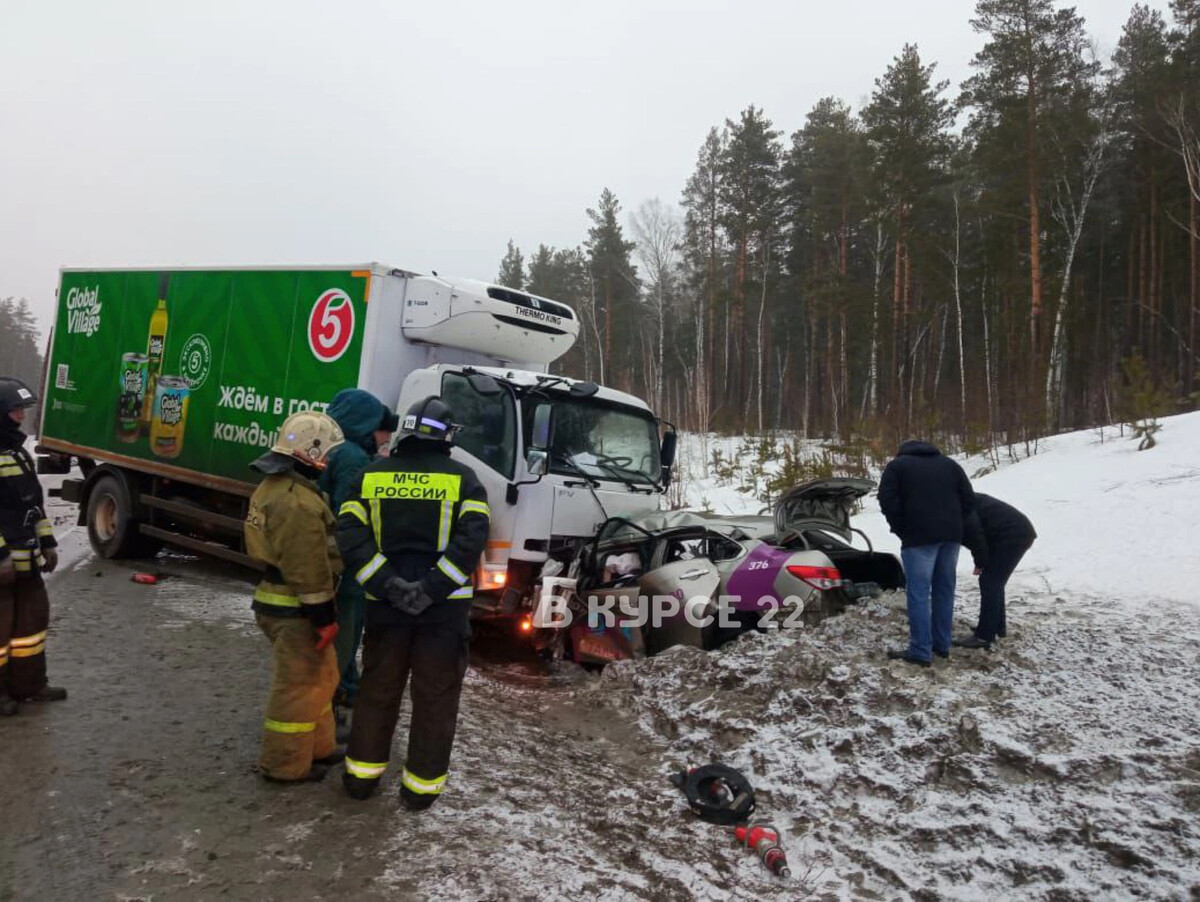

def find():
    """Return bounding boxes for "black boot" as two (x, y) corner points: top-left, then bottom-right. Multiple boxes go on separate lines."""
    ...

(21, 685), (67, 702)
(0, 694), (17, 716)
(400, 787), (436, 811)
(886, 648), (931, 668)
(952, 633), (992, 650)
(343, 772), (377, 800)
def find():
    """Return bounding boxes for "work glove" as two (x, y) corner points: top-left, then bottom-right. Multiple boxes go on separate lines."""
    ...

(385, 576), (432, 616)
(0, 557), (13, 587)
(315, 623), (339, 651)
(40, 548), (59, 574)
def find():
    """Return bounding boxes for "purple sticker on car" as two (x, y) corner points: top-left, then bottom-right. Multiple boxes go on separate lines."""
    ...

(725, 544), (790, 611)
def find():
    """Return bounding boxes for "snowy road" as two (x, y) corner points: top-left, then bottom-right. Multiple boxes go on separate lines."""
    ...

(3, 529), (1197, 900)
(4, 417), (1200, 899)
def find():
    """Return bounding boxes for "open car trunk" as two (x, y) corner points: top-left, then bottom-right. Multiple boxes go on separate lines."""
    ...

(824, 547), (906, 594)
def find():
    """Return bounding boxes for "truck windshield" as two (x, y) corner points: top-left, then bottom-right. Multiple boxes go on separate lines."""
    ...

(525, 395), (662, 484)
(441, 372), (516, 478)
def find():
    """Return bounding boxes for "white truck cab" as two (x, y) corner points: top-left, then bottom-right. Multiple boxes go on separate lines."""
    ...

(356, 269), (676, 616)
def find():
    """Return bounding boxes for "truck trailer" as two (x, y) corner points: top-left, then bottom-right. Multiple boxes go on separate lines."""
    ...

(37, 263), (675, 624)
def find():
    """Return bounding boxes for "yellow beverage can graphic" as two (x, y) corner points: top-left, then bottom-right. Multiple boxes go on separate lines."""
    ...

(149, 376), (189, 459)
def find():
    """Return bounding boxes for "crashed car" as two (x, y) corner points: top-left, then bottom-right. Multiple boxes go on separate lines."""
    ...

(534, 478), (905, 664)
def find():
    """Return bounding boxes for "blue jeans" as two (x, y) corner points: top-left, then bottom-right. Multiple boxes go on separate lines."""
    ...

(900, 543), (959, 661)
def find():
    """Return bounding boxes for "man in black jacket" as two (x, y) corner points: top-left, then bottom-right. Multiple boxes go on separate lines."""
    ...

(878, 440), (975, 666)
(955, 493), (1036, 649)
(336, 396), (489, 810)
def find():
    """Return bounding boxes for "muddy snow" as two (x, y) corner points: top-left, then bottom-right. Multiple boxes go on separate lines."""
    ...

(3, 418), (1200, 899)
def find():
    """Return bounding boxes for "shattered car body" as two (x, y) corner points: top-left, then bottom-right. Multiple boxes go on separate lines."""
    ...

(538, 478), (906, 664)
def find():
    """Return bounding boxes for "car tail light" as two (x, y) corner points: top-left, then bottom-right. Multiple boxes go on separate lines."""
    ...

(786, 564), (843, 591)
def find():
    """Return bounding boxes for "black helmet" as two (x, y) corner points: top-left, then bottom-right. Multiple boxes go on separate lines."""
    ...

(399, 396), (457, 444)
(0, 377), (38, 416)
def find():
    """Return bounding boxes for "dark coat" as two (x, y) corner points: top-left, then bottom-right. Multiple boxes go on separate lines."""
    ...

(335, 441), (489, 628)
(962, 493), (1037, 569)
(878, 440), (975, 548)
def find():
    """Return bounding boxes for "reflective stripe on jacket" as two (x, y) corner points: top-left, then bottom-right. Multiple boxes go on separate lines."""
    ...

(0, 432), (56, 566)
(244, 471), (342, 617)
(335, 442), (489, 617)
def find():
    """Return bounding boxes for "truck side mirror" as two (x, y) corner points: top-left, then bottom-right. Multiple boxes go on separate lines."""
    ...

(467, 372), (504, 396)
(529, 402), (554, 452)
(660, 430), (677, 470)
(526, 449), (549, 477)
(524, 402), (554, 478)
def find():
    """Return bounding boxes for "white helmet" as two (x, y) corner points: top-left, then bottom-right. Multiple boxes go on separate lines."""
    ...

(271, 411), (344, 470)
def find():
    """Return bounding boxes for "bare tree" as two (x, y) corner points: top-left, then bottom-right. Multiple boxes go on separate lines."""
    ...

(945, 188), (968, 429)
(861, 221), (887, 421)
(1045, 117), (1112, 428)
(630, 198), (682, 412)
(1163, 93), (1200, 226)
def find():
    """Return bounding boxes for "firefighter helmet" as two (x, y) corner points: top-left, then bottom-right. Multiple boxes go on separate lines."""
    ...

(0, 377), (38, 415)
(271, 411), (345, 470)
(399, 396), (458, 444)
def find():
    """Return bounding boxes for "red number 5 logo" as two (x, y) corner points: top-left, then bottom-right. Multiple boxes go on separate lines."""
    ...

(308, 289), (355, 362)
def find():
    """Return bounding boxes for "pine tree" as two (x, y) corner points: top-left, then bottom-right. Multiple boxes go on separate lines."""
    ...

(962, 0), (1096, 363)
(585, 189), (640, 391)
(785, 97), (871, 435)
(717, 106), (782, 422)
(680, 127), (727, 431)
(497, 239), (526, 290)
(862, 44), (954, 424)
(0, 298), (46, 417)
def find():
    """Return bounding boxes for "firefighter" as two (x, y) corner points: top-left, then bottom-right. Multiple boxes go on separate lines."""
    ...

(244, 411), (346, 783)
(0, 377), (67, 715)
(337, 396), (489, 810)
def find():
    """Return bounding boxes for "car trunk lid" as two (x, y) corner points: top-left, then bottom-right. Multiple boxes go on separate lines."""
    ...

(773, 477), (875, 542)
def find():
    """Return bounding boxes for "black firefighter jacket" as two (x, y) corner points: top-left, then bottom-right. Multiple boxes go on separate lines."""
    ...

(878, 440), (975, 548)
(335, 441), (490, 628)
(962, 493), (1037, 569)
(0, 424), (56, 573)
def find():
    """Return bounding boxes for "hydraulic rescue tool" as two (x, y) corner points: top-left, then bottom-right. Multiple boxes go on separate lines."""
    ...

(670, 764), (790, 879)
(734, 823), (791, 878)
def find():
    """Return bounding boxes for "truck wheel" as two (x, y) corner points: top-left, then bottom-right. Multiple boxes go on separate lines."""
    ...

(86, 474), (158, 559)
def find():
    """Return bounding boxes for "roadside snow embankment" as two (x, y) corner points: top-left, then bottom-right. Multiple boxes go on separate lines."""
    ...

(591, 414), (1200, 898)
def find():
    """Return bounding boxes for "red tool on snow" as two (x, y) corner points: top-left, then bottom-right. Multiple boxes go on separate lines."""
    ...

(734, 822), (791, 878)
(670, 764), (790, 879)
(131, 572), (158, 585)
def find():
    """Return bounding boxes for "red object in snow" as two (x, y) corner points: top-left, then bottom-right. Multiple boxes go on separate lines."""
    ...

(131, 572), (158, 585)
(734, 823), (790, 878)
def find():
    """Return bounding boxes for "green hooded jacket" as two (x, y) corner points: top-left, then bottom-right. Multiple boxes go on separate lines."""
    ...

(320, 389), (388, 513)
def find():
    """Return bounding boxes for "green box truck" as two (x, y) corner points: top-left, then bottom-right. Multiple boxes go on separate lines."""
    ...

(39, 264), (675, 626)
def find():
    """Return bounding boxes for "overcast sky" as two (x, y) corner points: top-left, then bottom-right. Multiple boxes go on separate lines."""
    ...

(0, 0), (1173, 339)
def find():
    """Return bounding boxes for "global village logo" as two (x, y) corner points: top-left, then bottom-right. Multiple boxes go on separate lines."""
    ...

(308, 288), (355, 363)
(66, 285), (103, 336)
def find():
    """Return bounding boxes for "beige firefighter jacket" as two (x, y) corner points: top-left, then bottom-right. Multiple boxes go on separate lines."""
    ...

(245, 471), (342, 615)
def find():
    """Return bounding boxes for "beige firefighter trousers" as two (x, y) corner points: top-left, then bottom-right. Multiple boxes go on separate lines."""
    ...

(256, 613), (339, 780)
